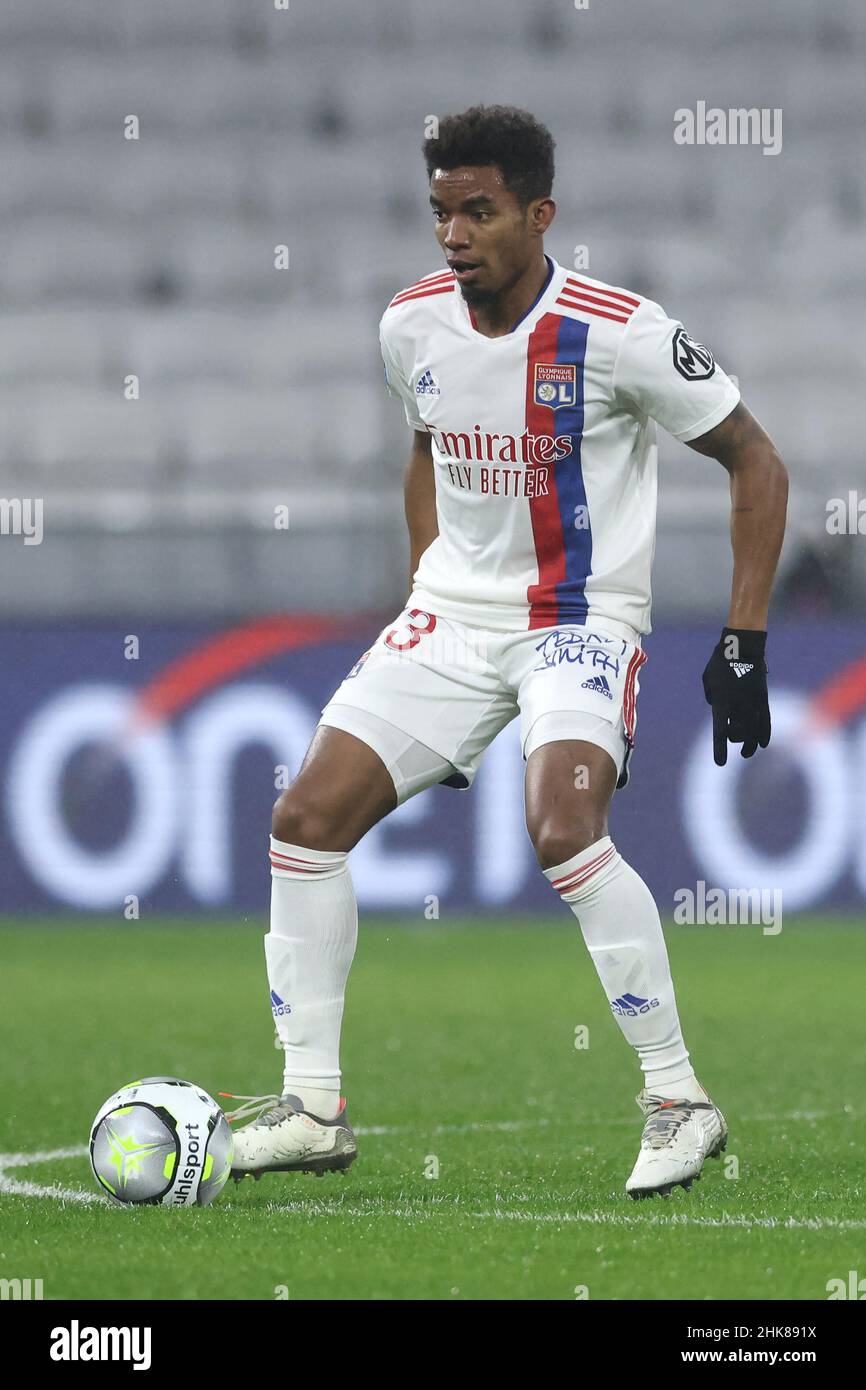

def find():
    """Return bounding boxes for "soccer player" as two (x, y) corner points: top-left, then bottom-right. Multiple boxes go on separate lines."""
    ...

(229, 106), (788, 1197)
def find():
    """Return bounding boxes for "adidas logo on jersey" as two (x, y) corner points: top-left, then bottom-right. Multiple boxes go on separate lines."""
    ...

(730, 661), (754, 678)
(415, 368), (441, 396)
(581, 674), (613, 698)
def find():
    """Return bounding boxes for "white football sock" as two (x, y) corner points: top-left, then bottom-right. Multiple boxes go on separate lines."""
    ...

(265, 835), (358, 1120)
(544, 836), (702, 1097)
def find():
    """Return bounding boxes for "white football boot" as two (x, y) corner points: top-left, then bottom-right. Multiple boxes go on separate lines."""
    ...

(222, 1092), (358, 1182)
(625, 1088), (727, 1199)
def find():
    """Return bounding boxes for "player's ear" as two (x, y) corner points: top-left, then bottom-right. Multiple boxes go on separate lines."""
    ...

(530, 196), (556, 235)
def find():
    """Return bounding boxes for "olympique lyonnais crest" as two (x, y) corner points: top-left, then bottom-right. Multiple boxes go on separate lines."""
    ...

(533, 362), (576, 408)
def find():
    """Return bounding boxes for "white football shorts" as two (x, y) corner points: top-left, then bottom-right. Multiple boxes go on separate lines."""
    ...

(318, 606), (647, 806)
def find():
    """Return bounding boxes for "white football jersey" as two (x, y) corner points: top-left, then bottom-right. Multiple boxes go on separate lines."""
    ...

(379, 254), (740, 640)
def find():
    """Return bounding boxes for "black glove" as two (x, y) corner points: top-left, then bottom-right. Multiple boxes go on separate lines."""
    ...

(701, 627), (771, 766)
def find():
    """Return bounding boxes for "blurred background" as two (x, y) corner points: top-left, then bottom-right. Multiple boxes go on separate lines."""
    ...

(1, 0), (865, 917)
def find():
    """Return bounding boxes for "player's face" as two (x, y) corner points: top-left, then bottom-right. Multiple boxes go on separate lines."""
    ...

(429, 166), (544, 305)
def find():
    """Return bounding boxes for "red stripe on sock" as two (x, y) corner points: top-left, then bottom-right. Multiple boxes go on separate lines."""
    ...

(552, 844), (616, 895)
(269, 854), (332, 875)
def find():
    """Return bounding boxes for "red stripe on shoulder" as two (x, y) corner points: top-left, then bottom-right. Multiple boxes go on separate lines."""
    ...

(389, 282), (456, 309)
(389, 270), (455, 307)
(559, 286), (637, 319)
(563, 277), (641, 309)
(555, 296), (631, 325)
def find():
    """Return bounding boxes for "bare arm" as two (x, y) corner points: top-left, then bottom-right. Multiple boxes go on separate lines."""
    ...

(404, 430), (438, 602)
(686, 401), (789, 630)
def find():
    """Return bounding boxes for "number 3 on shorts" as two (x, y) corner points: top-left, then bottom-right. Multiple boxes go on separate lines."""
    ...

(384, 610), (438, 652)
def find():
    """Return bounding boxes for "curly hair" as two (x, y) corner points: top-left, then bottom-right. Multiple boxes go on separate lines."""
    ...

(422, 105), (555, 207)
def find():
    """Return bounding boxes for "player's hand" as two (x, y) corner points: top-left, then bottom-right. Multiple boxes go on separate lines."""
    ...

(701, 627), (771, 766)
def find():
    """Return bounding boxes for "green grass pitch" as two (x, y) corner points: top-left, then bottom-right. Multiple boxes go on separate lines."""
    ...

(1, 916), (863, 1301)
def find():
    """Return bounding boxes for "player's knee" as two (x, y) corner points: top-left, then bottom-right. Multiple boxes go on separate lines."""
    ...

(531, 819), (604, 871)
(271, 791), (339, 851)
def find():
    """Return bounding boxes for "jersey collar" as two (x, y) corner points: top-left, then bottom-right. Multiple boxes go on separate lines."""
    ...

(462, 255), (562, 338)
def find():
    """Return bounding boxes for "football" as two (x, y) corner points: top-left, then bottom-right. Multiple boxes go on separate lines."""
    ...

(89, 1077), (233, 1207)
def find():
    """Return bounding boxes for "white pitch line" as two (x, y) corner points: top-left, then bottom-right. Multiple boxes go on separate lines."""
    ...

(357, 1107), (853, 1136)
(0, 1143), (89, 1168)
(247, 1197), (866, 1233)
(0, 1176), (102, 1204)
(0, 1144), (107, 1206)
(472, 1207), (866, 1232)
(0, 1106), (860, 1211)
(355, 1118), (548, 1137)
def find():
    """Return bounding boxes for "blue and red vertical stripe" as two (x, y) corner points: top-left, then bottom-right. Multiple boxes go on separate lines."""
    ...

(525, 313), (591, 629)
